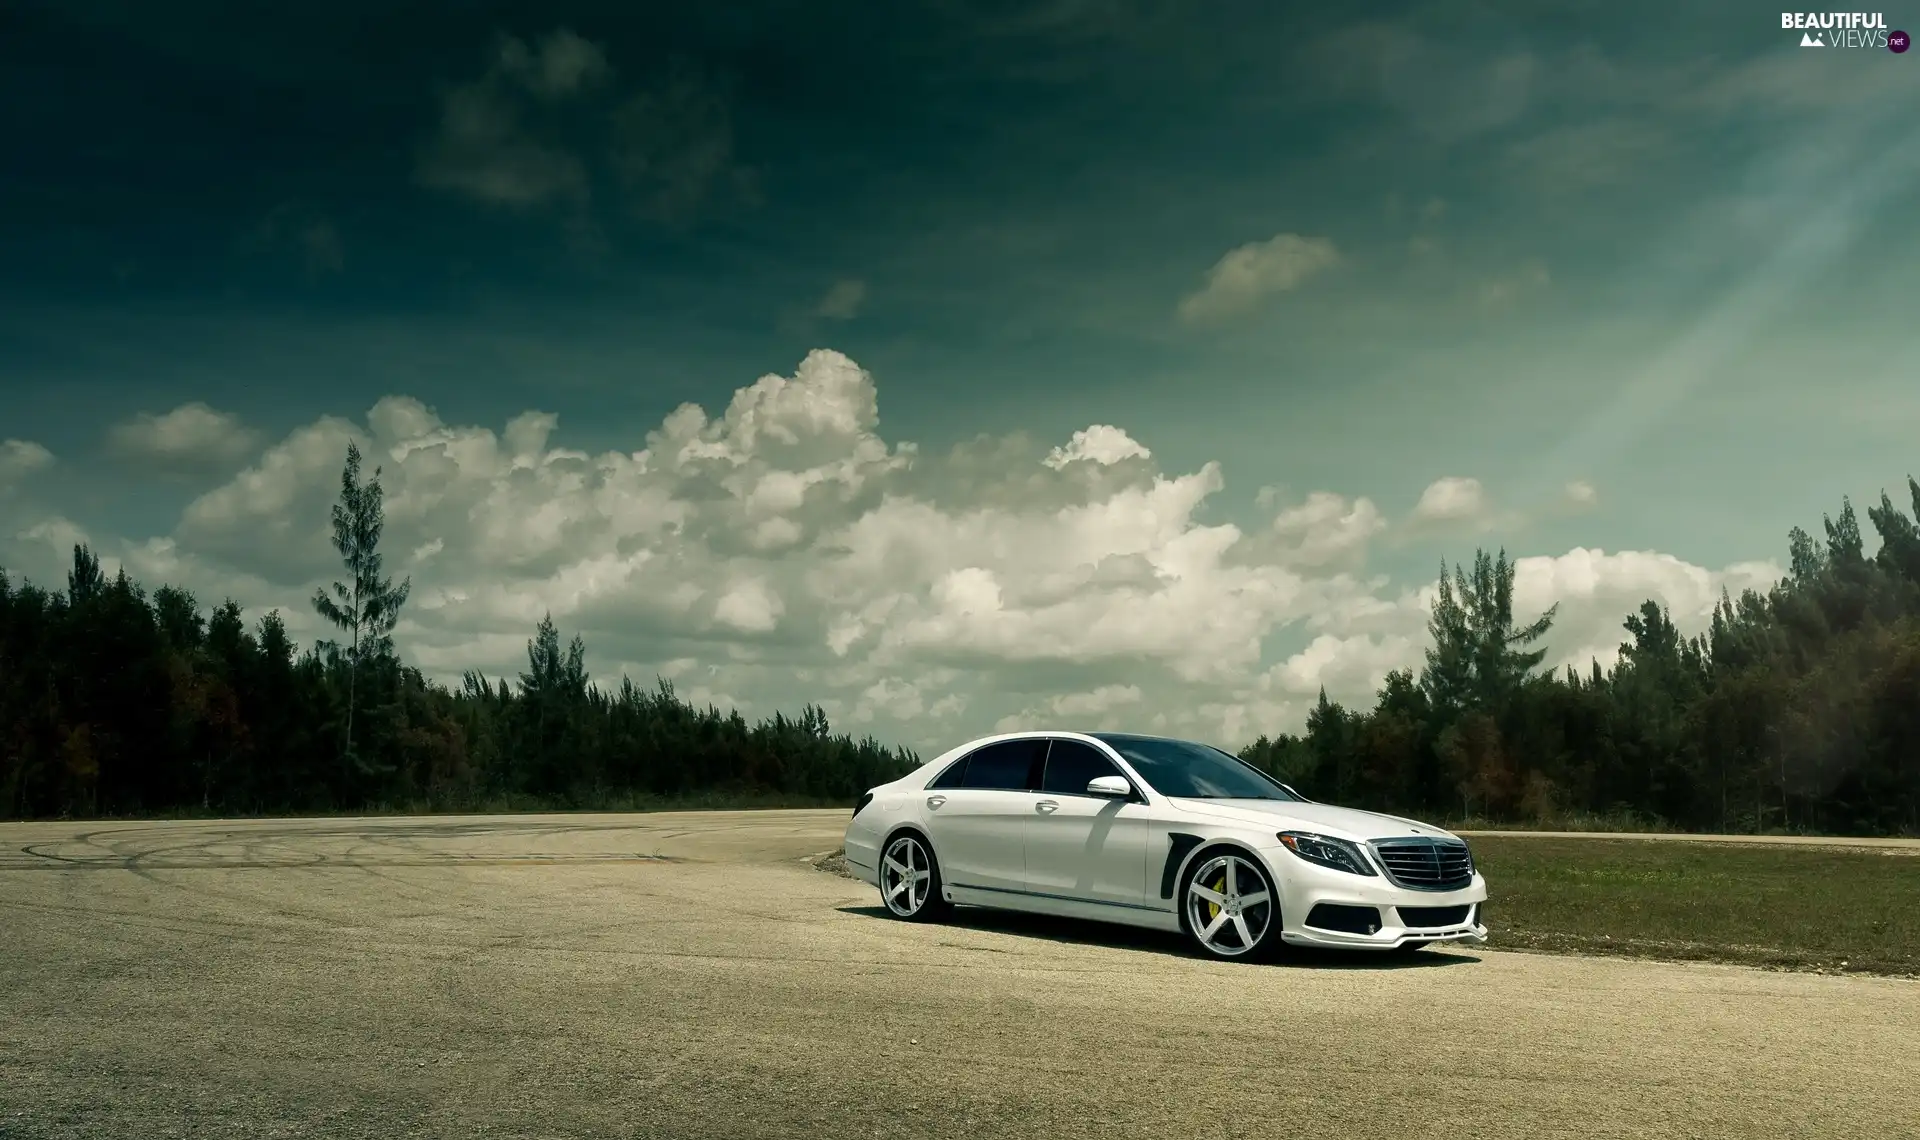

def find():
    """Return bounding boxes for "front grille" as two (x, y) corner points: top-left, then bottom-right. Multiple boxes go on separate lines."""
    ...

(1397, 904), (1471, 928)
(1306, 903), (1383, 935)
(1369, 838), (1473, 892)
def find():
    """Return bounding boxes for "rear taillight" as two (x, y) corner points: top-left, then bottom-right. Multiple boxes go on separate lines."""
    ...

(854, 791), (874, 818)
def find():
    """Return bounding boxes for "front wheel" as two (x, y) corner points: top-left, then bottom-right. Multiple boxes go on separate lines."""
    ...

(1180, 849), (1284, 962)
(879, 833), (951, 922)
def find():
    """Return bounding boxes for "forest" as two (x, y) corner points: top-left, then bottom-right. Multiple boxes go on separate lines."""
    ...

(1244, 484), (1920, 837)
(2, 443), (1917, 835)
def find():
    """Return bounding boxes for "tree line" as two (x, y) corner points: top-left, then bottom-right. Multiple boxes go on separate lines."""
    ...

(0, 444), (916, 818)
(2, 444), (1917, 834)
(1239, 483), (1920, 837)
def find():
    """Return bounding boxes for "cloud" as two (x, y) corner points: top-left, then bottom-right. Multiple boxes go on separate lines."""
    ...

(418, 70), (592, 207)
(107, 404), (265, 474)
(495, 28), (612, 100)
(1043, 425), (1150, 469)
(14, 352), (1787, 754)
(1561, 480), (1598, 510)
(1394, 475), (1599, 544)
(106, 404), (265, 474)
(1268, 631), (1422, 700)
(1239, 490), (1385, 571)
(1, 516), (96, 591)
(1411, 476), (1490, 526)
(418, 30), (754, 221)
(1177, 233), (1340, 324)
(1254, 545), (1783, 707)
(418, 30), (615, 207)
(608, 59), (755, 222)
(0, 444), (84, 589)
(0, 439), (54, 487)
(995, 683), (1143, 732)
(813, 279), (867, 321)
(1510, 548), (1781, 674)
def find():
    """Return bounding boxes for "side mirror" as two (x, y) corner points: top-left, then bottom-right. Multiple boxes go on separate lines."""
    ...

(1086, 775), (1133, 798)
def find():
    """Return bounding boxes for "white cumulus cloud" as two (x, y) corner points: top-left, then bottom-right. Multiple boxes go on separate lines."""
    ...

(1, 439), (55, 485)
(1511, 547), (1780, 674)
(1043, 425), (1151, 469)
(1260, 490), (1386, 569)
(108, 403), (265, 472)
(1178, 233), (1341, 324)
(1412, 475), (1491, 525)
(2, 350), (1790, 753)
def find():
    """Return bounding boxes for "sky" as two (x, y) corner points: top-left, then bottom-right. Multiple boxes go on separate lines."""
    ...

(2, 0), (1917, 752)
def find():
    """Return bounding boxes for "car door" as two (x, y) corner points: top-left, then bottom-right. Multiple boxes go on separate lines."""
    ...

(1022, 738), (1152, 909)
(920, 737), (1046, 892)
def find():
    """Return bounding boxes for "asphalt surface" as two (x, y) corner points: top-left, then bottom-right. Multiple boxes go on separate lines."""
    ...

(2, 811), (1916, 1139)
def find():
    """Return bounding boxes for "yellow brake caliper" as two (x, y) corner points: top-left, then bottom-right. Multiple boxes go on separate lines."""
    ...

(1207, 869), (1228, 923)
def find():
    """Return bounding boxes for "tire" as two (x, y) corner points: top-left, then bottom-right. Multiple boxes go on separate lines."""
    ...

(1178, 847), (1284, 962)
(878, 832), (951, 923)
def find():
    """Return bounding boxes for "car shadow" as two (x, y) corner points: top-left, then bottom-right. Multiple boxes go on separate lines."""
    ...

(837, 904), (1480, 969)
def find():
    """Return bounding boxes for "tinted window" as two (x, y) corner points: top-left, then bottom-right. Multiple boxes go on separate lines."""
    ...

(927, 757), (969, 789)
(1040, 740), (1124, 796)
(953, 739), (1046, 791)
(1092, 734), (1296, 800)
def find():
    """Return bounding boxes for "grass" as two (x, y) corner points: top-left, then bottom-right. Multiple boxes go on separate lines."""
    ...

(1470, 836), (1920, 977)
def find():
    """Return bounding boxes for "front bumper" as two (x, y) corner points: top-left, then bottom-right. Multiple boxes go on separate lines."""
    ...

(1264, 849), (1489, 951)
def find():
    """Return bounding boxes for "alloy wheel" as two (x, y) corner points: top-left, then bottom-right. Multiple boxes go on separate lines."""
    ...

(881, 835), (934, 917)
(1183, 852), (1275, 958)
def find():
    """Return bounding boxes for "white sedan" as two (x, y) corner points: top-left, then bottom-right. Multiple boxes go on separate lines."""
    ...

(843, 730), (1489, 961)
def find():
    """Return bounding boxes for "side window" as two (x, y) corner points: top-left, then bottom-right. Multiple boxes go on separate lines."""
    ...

(926, 756), (969, 789)
(955, 739), (1046, 791)
(1040, 739), (1125, 796)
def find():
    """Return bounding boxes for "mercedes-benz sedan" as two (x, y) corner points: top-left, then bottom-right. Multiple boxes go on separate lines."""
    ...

(844, 730), (1489, 961)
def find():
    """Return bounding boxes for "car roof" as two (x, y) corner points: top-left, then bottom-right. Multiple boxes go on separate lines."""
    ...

(968, 730), (1208, 747)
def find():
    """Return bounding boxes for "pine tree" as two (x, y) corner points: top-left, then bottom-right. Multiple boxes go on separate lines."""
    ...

(312, 442), (410, 770)
(1422, 550), (1557, 715)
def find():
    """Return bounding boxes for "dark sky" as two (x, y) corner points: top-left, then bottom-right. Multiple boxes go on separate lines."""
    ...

(2, 0), (1916, 742)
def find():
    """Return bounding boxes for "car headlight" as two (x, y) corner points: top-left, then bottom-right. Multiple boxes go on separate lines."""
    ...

(1277, 831), (1377, 877)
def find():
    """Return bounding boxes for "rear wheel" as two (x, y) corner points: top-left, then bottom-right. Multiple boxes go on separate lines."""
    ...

(1179, 849), (1283, 961)
(879, 833), (951, 922)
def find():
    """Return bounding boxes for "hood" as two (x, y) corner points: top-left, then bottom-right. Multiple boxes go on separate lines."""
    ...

(1166, 798), (1455, 842)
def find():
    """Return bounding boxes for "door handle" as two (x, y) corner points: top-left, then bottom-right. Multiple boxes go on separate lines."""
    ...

(1035, 800), (1059, 813)
(926, 795), (946, 809)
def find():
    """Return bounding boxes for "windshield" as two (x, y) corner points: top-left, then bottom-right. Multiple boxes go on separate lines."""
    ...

(1092, 735), (1296, 800)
